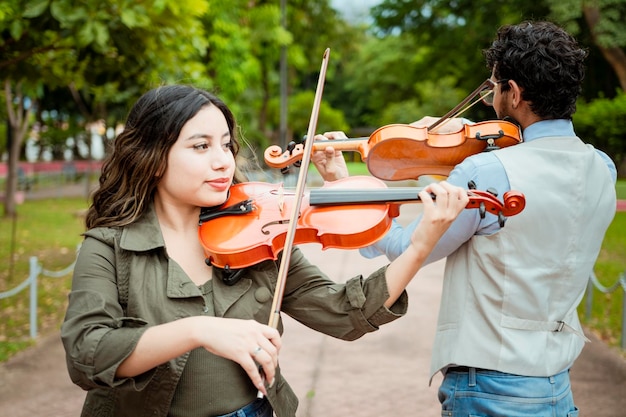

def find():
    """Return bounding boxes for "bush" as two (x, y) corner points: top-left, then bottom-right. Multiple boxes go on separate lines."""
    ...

(574, 91), (626, 174)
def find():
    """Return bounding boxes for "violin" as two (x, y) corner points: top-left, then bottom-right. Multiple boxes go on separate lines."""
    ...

(198, 176), (526, 270)
(263, 120), (522, 180)
(365, 121), (521, 180)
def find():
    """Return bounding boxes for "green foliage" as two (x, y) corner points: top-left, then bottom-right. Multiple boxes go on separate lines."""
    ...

(1, 0), (625, 183)
(371, 0), (551, 94)
(278, 91), (349, 142)
(574, 91), (626, 168)
(546, 0), (626, 49)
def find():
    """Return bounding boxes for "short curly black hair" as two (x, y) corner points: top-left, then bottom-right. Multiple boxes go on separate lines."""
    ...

(483, 21), (588, 119)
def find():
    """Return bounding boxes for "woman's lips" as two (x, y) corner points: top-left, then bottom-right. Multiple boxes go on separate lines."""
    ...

(207, 178), (230, 191)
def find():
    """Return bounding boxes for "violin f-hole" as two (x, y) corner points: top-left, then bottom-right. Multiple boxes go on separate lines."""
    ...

(261, 219), (291, 235)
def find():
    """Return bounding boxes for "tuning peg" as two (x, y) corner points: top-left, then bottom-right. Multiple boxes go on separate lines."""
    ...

(486, 187), (498, 197)
(478, 201), (486, 219)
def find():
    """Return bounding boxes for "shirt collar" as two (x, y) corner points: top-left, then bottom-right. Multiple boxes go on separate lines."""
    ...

(522, 119), (576, 142)
(120, 202), (166, 252)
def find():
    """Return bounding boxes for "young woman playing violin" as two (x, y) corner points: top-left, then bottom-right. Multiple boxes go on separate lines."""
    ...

(312, 21), (617, 417)
(60, 84), (469, 417)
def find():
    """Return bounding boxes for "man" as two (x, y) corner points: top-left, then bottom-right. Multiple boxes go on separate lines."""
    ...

(312, 21), (617, 416)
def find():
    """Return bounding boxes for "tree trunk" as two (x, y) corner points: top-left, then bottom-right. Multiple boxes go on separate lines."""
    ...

(3, 79), (33, 217)
(583, 6), (626, 92)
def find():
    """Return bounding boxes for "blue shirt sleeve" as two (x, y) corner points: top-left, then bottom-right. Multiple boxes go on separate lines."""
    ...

(360, 152), (511, 263)
(360, 119), (618, 263)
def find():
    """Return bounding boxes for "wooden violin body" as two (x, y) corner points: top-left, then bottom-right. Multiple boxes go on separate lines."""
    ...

(198, 176), (526, 270)
(366, 120), (522, 180)
(263, 120), (522, 180)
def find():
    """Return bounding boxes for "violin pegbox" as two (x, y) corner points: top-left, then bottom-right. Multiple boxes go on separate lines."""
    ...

(466, 181), (525, 227)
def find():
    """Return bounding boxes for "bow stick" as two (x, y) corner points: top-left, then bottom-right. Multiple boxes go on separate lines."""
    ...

(257, 48), (330, 399)
(267, 48), (330, 329)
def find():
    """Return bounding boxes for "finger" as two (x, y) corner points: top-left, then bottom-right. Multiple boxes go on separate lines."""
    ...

(242, 349), (268, 395)
(257, 339), (279, 369)
(410, 116), (438, 128)
(324, 146), (337, 157)
(322, 131), (348, 140)
(250, 347), (276, 390)
(423, 182), (447, 206)
(263, 327), (282, 351)
(438, 181), (470, 207)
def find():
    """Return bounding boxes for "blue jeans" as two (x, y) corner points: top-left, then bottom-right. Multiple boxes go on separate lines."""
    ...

(216, 398), (273, 417)
(438, 367), (579, 417)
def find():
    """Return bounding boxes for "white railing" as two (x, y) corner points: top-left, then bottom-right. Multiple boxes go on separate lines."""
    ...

(0, 247), (78, 339)
(584, 271), (626, 349)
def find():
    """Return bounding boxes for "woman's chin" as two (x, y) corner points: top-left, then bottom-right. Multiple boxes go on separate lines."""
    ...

(199, 191), (229, 208)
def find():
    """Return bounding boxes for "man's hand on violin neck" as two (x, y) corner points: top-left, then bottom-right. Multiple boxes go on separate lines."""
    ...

(311, 132), (350, 181)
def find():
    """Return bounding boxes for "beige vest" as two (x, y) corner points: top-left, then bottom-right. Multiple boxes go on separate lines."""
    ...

(431, 136), (616, 379)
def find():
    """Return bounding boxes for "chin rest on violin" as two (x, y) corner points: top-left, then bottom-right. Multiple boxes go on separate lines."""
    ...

(264, 120), (522, 181)
(198, 176), (526, 270)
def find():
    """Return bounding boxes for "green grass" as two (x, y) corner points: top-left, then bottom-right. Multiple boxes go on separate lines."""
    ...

(0, 197), (89, 361)
(616, 180), (626, 199)
(580, 210), (626, 350)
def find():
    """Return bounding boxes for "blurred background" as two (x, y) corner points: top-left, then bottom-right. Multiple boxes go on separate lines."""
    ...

(1, 0), (626, 216)
(1, 0), (625, 373)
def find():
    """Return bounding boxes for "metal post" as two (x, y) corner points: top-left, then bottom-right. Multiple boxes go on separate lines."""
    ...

(585, 277), (593, 321)
(29, 256), (39, 339)
(621, 274), (626, 350)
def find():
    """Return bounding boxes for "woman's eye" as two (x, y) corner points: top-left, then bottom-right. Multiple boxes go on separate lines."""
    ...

(222, 142), (234, 152)
(193, 143), (209, 150)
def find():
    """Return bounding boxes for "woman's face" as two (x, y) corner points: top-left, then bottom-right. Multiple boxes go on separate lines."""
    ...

(158, 104), (236, 208)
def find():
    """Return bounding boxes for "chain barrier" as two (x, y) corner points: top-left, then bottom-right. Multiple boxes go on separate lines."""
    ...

(0, 246), (79, 339)
(584, 270), (626, 349)
(1, 252), (623, 348)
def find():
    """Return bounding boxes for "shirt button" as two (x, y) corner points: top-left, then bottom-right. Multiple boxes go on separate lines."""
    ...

(255, 287), (272, 303)
(203, 306), (209, 313)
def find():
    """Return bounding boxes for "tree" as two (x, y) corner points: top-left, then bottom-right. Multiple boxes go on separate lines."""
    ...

(0, 0), (210, 217)
(546, 0), (626, 92)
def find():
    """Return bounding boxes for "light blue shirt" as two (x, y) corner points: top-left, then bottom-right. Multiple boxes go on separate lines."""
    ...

(360, 119), (618, 263)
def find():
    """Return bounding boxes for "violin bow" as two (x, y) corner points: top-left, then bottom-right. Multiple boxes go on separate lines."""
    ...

(428, 79), (494, 133)
(268, 48), (330, 329)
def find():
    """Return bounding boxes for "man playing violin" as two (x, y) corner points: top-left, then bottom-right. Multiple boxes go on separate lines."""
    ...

(312, 20), (617, 416)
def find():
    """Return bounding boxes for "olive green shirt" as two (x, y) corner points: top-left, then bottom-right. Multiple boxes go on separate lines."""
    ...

(61, 204), (408, 417)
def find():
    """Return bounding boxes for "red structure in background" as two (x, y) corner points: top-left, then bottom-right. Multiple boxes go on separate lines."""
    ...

(0, 161), (103, 178)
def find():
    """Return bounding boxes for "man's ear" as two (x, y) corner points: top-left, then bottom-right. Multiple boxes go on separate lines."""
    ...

(507, 80), (523, 109)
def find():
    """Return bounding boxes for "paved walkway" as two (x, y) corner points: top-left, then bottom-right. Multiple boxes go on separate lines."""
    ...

(1, 203), (625, 416)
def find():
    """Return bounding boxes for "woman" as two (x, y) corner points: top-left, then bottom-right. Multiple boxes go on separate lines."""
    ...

(61, 85), (468, 417)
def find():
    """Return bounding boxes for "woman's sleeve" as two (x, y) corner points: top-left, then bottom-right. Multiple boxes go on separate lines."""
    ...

(61, 233), (153, 391)
(280, 248), (408, 341)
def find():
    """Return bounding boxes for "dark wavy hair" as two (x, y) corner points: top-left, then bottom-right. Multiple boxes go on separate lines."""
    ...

(86, 85), (245, 229)
(483, 21), (588, 119)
